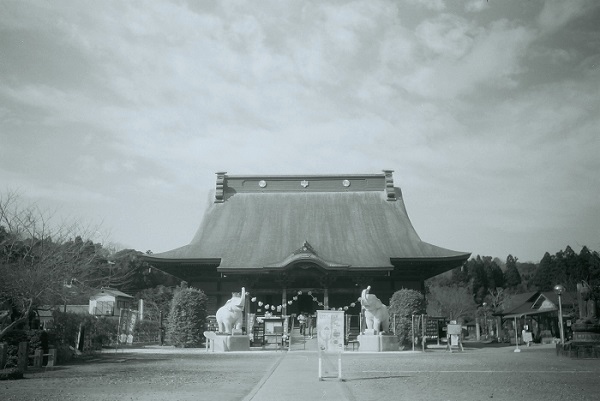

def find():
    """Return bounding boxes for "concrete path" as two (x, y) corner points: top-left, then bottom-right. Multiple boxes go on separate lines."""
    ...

(243, 350), (354, 401)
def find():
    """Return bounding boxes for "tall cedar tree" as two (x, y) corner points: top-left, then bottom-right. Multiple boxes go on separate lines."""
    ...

(504, 255), (522, 288)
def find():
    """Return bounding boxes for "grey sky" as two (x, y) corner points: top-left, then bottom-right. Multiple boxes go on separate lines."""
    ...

(1, 0), (599, 263)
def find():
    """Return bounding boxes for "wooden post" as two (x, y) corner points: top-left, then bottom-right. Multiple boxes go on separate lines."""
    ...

(17, 341), (28, 372)
(422, 314), (426, 352)
(282, 288), (287, 317)
(33, 349), (43, 368)
(0, 342), (7, 368)
(47, 348), (57, 367)
(412, 315), (415, 352)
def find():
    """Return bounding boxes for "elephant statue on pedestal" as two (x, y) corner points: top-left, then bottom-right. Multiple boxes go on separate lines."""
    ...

(216, 287), (246, 335)
(360, 286), (389, 334)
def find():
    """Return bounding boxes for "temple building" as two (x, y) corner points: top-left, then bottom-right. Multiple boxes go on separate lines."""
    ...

(143, 170), (470, 315)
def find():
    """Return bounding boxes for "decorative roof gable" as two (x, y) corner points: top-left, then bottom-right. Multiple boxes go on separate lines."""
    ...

(264, 241), (350, 270)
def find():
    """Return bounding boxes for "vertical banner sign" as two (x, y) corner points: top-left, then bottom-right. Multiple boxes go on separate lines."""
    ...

(126, 310), (138, 344)
(317, 310), (344, 381)
(118, 309), (130, 344)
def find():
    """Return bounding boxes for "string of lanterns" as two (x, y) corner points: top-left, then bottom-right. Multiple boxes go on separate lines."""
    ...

(249, 290), (361, 312)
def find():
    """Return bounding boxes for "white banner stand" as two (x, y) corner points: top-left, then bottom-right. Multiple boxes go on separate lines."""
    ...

(317, 310), (344, 381)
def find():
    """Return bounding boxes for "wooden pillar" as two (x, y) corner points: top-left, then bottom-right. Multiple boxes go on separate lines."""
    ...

(282, 288), (287, 316)
(324, 288), (329, 309)
(33, 349), (43, 368)
(17, 341), (28, 372)
(0, 342), (7, 368)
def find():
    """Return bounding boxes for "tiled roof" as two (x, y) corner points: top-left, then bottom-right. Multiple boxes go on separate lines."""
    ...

(146, 172), (470, 271)
(90, 288), (133, 299)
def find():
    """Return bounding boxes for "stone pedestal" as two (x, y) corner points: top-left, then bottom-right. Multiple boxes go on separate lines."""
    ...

(205, 333), (250, 352)
(357, 334), (399, 352)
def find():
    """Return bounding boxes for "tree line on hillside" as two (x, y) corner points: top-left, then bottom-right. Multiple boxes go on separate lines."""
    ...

(426, 246), (600, 322)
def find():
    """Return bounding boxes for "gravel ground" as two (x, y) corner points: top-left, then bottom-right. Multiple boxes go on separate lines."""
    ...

(2, 344), (600, 401)
(339, 345), (600, 401)
(1, 349), (280, 401)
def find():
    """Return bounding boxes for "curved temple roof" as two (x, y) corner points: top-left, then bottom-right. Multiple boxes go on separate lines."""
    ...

(146, 171), (470, 272)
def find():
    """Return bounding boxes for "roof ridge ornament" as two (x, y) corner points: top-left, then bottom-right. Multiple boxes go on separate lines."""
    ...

(383, 170), (396, 201)
(294, 240), (318, 256)
(215, 171), (227, 203)
(263, 240), (350, 270)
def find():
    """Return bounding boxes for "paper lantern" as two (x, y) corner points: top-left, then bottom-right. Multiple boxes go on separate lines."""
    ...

(251, 297), (257, 302)
(258, 301), (263, 307)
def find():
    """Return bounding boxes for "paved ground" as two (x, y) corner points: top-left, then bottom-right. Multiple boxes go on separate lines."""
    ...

(3, 342), (600, 401)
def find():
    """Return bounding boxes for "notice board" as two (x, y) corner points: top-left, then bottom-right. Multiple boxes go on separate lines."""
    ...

(317, 310), (345, 353)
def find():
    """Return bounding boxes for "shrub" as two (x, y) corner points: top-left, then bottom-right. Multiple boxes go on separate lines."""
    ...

(166, 287), (207, 347)
(389, 289), (426, 348)
(51, 311), (88, 347)
(132, 319), (160, 343)
(91, 317), (119, 348)
(0, 367), (23, 380)
(1, 329), (48, 368)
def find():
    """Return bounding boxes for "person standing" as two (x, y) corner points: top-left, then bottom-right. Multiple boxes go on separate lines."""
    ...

(298, 312), (307, 335)
(306, 313), (314, 338)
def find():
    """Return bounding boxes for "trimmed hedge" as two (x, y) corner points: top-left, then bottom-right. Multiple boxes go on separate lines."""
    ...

(166, 287), (207, 347)
(389, 289), (426, 348)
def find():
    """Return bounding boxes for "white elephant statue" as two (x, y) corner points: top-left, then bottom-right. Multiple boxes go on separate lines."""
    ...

(216, 287), (246, 334)
(360, 286), (390, 334)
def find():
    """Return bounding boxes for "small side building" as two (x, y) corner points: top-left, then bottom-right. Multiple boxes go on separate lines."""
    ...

(88, 287), (134, 317)
(500, 291), (576, 343)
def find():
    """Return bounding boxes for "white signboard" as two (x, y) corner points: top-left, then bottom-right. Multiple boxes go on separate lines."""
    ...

(317, 310), (345, 353)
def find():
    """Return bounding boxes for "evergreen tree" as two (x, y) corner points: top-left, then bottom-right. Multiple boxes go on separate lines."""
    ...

(468, 256), (487, 303)
(552, 250), (568, 287)
(450, 262), (469, 286)
(533, 252), (554, 290)
(576, 246), (592, 281)
(504, 254), (522, 288)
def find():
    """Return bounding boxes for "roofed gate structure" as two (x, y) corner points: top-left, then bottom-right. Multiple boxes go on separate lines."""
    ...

(144, 170), (470, 315)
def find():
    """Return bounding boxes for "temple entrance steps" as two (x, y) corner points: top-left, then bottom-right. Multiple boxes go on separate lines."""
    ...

(288, 328), (317, 351)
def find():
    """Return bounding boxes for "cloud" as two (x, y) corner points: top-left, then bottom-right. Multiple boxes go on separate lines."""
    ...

(1, 0), (599, 261)
(537, 0), (596, 33)
(465, 0), (488, 13)
(407, 0), (446, 12)
(403, 17), (535, 98)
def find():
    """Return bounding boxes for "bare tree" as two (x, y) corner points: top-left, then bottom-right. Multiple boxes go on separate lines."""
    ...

(426, 284), (478, 321)
(0, 190), (108, 339)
